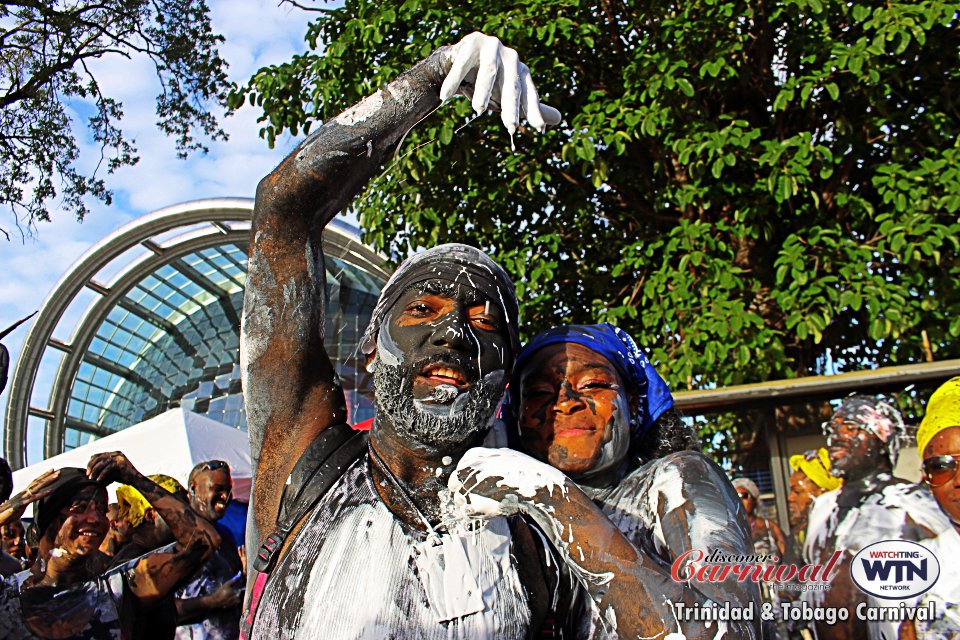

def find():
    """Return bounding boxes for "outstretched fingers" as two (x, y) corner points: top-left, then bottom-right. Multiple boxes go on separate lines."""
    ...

(440, 32), (562, 134)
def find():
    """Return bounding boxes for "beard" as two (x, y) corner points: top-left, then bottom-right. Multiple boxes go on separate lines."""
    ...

(371, 355), (506, 453)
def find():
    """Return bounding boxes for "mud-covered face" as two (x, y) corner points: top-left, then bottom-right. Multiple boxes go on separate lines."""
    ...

(736, 488), (757, 516)
(190, 468), (232, 522)
(518, 343), (631, 477)
(787, 470), (824, 529)
(825, 417), (886, 479)
(924, 426), (960, 525)
(1, 519), (25, 558)
(106, 503), (133, 544)
(49, 485), (109, 557)
(370, 280), (512, 452)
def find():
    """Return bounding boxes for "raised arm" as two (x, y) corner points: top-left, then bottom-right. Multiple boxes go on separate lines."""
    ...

(0, 469), (60, 529)
(449, 448), (761, 639)
(87, 452), (221, 605)
(242, 32), (561, 549)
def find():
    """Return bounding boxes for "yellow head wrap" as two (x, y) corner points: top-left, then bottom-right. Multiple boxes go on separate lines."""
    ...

(917, 377), (960, 457)
(789, 448), (842, 492)
(116, 474), (185, 528)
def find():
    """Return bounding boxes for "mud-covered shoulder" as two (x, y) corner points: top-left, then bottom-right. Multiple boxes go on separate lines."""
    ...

(604, 451), (749, 562)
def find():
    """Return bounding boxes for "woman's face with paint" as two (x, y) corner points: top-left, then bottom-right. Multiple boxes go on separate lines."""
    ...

(518, 343), (631, 476)
(923, 426), (960, 525)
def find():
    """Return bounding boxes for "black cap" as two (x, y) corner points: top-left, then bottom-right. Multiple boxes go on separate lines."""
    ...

(33, 468), (101, 539)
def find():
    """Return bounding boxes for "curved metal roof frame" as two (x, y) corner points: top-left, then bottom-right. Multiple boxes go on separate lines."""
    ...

(5, 198), (387, 468)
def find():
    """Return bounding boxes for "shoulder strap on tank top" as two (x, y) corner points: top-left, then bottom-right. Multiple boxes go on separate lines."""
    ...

(241, 422), (367, 639)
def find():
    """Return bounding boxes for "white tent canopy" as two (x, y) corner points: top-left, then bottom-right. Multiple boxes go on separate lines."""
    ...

(12, 408), (252, 515)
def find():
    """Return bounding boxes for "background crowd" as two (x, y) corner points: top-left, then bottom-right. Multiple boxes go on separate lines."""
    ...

(0, 373), (957, 639)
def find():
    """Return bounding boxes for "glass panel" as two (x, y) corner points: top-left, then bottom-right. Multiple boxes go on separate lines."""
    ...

(59, 239), (383, 439)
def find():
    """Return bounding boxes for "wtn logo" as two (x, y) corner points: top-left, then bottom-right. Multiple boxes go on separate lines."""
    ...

(851, 541), (939, 600)
(861, 558), (927, 582)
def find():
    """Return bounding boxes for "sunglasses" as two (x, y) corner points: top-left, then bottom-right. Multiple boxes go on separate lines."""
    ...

(736, 491), (752, 500)
(195, 460), (229, 473)
(922, 453), (960, 488)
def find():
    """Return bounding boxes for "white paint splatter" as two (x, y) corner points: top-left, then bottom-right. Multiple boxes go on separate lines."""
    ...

(451, 447), (569, 500)
(335, 90), (385, 126)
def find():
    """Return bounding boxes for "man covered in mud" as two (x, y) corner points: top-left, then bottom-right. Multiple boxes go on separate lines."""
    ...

(175, 461), (242, 640)
(804, 395), (949, 640)
(240, 33), (564, 637)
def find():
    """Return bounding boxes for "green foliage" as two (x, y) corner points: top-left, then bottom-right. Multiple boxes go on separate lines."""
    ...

(0, 0), (230, 237)
(233, 0), (960, 403)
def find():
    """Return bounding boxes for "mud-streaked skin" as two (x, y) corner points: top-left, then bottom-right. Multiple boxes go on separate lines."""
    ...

(449, 446), (761, 639)
(787, 469), (826, 539)
(0, 452), (220, 636)
(242, 32), (559, 554)
(452, 341), (761, 638)
(517, 343), (631, 479)
(240, 32), (561, 633)
(736, 485), (788, 559)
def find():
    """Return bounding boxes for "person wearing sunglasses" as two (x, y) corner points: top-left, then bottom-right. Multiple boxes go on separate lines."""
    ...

(732, 477), (789, 561)
(0, 453), (221, 640)
(174, 461), (243, 640)
(900, 377), (960, 639)
(803, 396), (948, 640)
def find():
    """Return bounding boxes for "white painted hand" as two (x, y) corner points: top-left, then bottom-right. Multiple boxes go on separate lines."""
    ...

(447, 447), (569, 518)
(439, 32), (562, 135)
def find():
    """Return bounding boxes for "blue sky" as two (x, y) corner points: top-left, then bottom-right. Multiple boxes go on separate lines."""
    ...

(0, 1), (322, 461)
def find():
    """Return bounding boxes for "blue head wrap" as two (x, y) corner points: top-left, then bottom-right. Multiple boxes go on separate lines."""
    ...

(506, 323), (674, 439)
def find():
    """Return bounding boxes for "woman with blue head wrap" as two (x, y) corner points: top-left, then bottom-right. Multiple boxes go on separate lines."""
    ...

(449, 323), (760, 639)
(505, 323), (697, 483)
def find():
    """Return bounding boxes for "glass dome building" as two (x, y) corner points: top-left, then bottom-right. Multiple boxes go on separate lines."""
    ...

(4, 199), (388, 468)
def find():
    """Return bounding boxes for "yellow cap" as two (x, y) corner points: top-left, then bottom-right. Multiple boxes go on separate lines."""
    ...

(789, 448), (842, 491)
(917, 377), (960, 457)
(116, 474), (184, 528)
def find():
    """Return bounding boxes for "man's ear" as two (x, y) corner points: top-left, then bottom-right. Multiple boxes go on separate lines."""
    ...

(365, 349), (377, 373)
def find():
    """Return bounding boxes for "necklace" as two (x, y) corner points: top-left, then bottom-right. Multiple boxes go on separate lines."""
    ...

(367, 442), (438, 535)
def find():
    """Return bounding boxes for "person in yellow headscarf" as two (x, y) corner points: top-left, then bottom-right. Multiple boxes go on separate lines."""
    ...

(900, 378), (960, 640)
(110, 474), (187, 566)
(787, 448), (841, 545)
